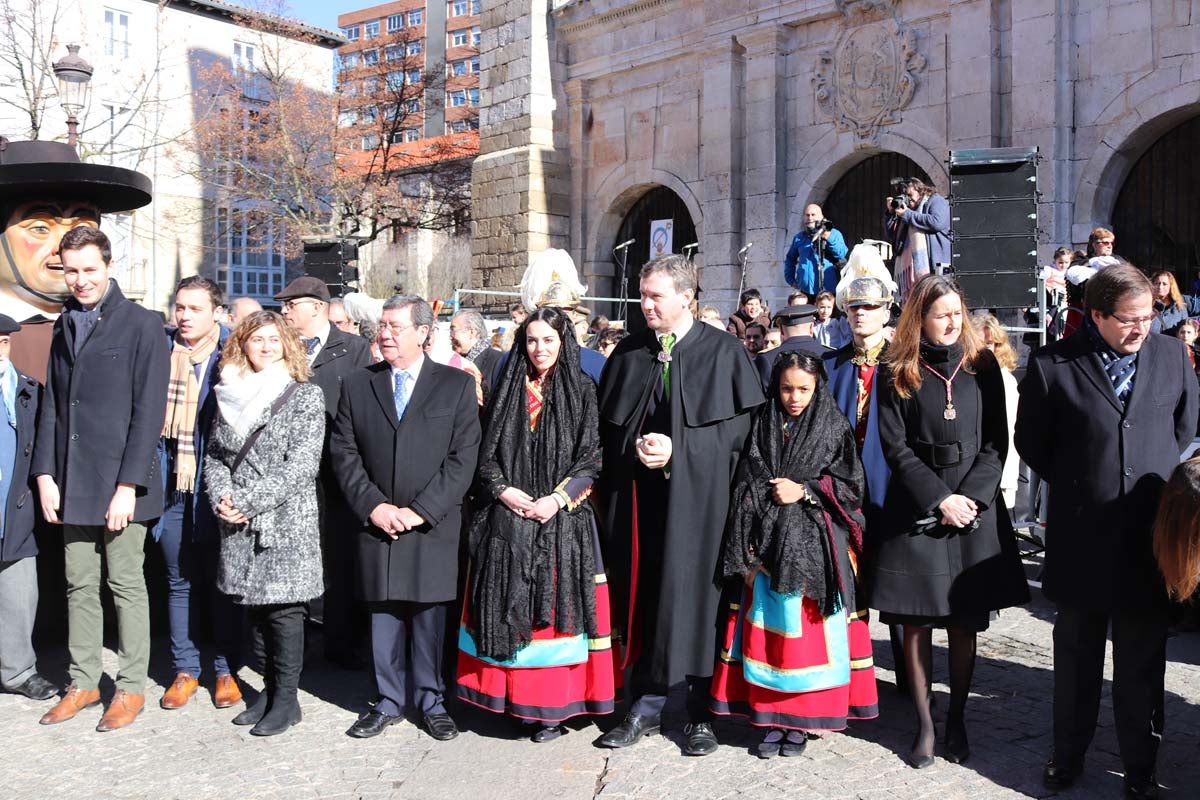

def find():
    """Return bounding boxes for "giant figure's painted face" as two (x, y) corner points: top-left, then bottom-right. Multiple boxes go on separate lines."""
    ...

(1, 200), (100, 308)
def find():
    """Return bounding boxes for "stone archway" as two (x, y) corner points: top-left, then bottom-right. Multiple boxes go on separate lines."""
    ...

(821, 152), (931, 259)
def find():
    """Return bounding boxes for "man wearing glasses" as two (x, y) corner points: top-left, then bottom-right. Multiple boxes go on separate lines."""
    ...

(1016, 264), (1196, 800)
(276, 277), (372, 668)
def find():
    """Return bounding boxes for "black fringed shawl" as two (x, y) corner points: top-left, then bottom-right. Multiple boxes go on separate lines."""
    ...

(721, 378), (867, 616)
(468, 325), (602, 662)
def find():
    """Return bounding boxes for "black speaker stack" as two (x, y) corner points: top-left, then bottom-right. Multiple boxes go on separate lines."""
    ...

(302, 240), (359, 297)
(948, 147), (1039, 307)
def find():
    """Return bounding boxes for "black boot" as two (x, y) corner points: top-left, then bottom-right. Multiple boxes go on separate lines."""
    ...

(234, 609), (273, 726)
(232, 684), (270, 726)
(251, 605), (304, 737)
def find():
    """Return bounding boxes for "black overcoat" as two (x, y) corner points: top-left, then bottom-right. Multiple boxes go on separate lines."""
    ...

(0, 371), (42, 561)
(1015, 331), (1198, 611)
(310, 324), (373, 421)
(598, 322), (764, 685)
(869, 347), (1029, 617)
(32, 282), (169, 526)
(331, 359), (481, 603)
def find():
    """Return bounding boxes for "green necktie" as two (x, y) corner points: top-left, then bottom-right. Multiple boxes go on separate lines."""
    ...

(660, 333), (677, 400)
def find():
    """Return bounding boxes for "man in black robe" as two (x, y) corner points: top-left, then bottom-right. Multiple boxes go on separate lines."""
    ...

(597, 255), (764, 756)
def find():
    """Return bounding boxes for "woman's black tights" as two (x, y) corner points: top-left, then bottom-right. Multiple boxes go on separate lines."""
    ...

(903, 625), (977, 762)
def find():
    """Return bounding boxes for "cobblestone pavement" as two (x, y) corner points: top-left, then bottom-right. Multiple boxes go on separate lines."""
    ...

(4, 560), (1200, 800)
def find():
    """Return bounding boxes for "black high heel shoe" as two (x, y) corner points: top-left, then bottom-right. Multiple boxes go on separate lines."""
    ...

(944, 716), (969, 764)
(908, 729), (936, 769)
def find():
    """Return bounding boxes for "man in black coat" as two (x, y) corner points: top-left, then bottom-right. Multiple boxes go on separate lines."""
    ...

(277, 276), (372, 667)
(0, 314), (55, 702)
(754, 303), (826, 390)
(34, 227), (169, 732)
(331, 295), (480, 742)
(597, 255), (764, 756)
(1016, 264), (1198, 799)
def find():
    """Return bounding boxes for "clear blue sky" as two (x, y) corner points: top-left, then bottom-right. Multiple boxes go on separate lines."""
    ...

(274, 0), (353, 32)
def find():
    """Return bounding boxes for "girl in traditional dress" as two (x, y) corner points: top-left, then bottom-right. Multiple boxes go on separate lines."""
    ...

(711, 351), (879, 758)
(456, 307), (615, 741)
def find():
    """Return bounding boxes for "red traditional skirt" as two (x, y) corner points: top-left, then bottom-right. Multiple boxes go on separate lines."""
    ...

(711, 573), (879, 730)
(456, 535), (616, 723)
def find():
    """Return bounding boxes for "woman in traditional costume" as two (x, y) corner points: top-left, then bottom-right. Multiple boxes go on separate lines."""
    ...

(711, 351), (878, 758)
(456, 306), (615, 741)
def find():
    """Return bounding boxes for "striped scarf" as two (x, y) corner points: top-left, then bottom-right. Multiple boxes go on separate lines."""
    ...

(162, 326), (221, 492)
(1085, 317), (1138, 405)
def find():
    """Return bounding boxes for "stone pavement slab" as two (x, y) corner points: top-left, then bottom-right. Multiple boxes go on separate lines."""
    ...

(3, 584), (1199, 799)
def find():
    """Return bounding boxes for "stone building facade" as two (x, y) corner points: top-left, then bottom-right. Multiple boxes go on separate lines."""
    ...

(472, 0), (1200, 314)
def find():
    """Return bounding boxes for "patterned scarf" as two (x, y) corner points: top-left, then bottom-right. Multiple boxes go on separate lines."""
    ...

(1084, 316), (1138, 405)
(162, 326), (221, 492)
(465, 339), (490, 364)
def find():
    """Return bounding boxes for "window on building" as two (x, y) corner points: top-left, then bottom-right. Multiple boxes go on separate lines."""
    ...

(407, 40), (422, 56)
(341, 80), (358, 97)
(361, 106), (378, 123)
(338, 109), (358, 127)
(405, 127), (421, 142)
(340, 51), (360, 69)
(472, 0), (481, 13)
(364, 20), (380, 38)
(407, 69), (421, 84)
(468, 87), (480, 106)
(447, 120), (469, 134)
(215, 206), (285, 302)
(233, 42), (263, 99)
(362, 133), (380, 150)
(406, 98), (421, 113)
(104, 9), (130, 58)
(471, 56), (480, 74)
(363, 76), (379, 94)
(450, 29), (468, 47)
(387, 14), (404, 32)
(362, 48), (379, 66)
(472, 26), (481, 46)
(384, 45), (402, 62)
(407, 9), (423, 25)
(386, 71), (405, 91)
(451, 60), (467, 76)
(449, 90), (466, 107)
(451, 0), (468, 16)
(341, 25), (360, 40)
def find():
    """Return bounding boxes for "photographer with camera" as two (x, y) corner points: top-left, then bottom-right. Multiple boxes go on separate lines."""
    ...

(885, 178), (951, 304)
(784, 204), (848, 297)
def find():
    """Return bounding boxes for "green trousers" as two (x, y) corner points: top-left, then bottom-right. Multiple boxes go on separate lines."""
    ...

(63, 522), (150, 693)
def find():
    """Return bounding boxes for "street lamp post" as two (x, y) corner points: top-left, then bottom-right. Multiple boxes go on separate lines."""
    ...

(52, 44), (93, 150)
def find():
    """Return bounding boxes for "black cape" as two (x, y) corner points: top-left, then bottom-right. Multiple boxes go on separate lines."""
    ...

(597, 321), (765, 685)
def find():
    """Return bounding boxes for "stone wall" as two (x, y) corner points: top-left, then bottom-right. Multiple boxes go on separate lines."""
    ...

(474, 0), (1200, 314)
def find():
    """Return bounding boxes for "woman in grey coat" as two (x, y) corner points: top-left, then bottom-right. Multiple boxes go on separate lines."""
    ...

(204, 310), (325, 737)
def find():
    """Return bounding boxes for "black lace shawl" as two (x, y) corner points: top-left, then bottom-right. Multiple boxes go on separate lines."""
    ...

(721, 376), (866, 616)
(467, 323), (602, 662)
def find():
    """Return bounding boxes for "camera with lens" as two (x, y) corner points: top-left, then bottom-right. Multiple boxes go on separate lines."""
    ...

(888, 177), (911, 213)
(806, 218), (835, 235)
(889, 194), (910, 212)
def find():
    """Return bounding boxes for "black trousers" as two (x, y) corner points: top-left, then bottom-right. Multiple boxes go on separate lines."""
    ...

(370, 600), (449, 718)
(1052, 603), (1167, 780)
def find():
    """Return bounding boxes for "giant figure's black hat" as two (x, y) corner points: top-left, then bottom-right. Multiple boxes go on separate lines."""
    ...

(0, 139), (152, 213)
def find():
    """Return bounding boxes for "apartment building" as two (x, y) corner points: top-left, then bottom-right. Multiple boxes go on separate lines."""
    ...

(336, 0), (480, 149)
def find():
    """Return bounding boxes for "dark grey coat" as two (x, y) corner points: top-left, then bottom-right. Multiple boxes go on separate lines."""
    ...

(205, 381), (326, 606)
(0, 371), (41, 562)
(331, 359), (481, 604)
(1016, 331), (1199, 611)
(32, 281), (169, 525)
(868, 350), (1029, 617)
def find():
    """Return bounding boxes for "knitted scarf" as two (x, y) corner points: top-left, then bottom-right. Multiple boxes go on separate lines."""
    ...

(1084, 316), (1138, 405)
(162, 326), (221, 492)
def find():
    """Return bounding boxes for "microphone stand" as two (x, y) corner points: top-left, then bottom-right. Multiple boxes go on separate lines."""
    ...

(613, 242), (632, 325)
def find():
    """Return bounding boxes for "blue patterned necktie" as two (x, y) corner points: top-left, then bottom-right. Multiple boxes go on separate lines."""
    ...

(304, 336), (320, 356)
(394, 370), (411, 421)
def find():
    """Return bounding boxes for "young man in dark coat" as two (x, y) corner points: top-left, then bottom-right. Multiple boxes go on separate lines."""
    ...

(0, 314), (55, 702)
(597, 255), (764, 756)
(754, 303), (825, 390)
(331, 295), (480, 742)
(34, 227), (170, 732)
(1017, 264), (1198, 800)
(276, 276), (372, 668)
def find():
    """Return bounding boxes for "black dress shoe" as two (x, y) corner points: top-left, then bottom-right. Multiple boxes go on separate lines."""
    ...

(682, 721), (719, 756)
(347, 710), (403, 739)
(10, 674), (58, 701)
(423, 712), (459, 741)
(1124, 773), (1159, 800)
(943, 717), (970, 764)
(1043, 757), (1083, 790)
(597, 712), (660, 748)
(780, 730), (807, 758)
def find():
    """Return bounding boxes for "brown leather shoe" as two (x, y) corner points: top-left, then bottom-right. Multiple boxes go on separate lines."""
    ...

(160, 672), (199, 709)
(96, 690), (144, 732)
(212, 674), (242, 709)
(38, 683), (100, 725)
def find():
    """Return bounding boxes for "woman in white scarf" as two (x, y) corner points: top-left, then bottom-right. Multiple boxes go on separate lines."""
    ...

(205, 310), (326, 737)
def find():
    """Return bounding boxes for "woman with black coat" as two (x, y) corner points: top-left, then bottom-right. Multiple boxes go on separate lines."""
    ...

(870, 275), (1029, 769)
